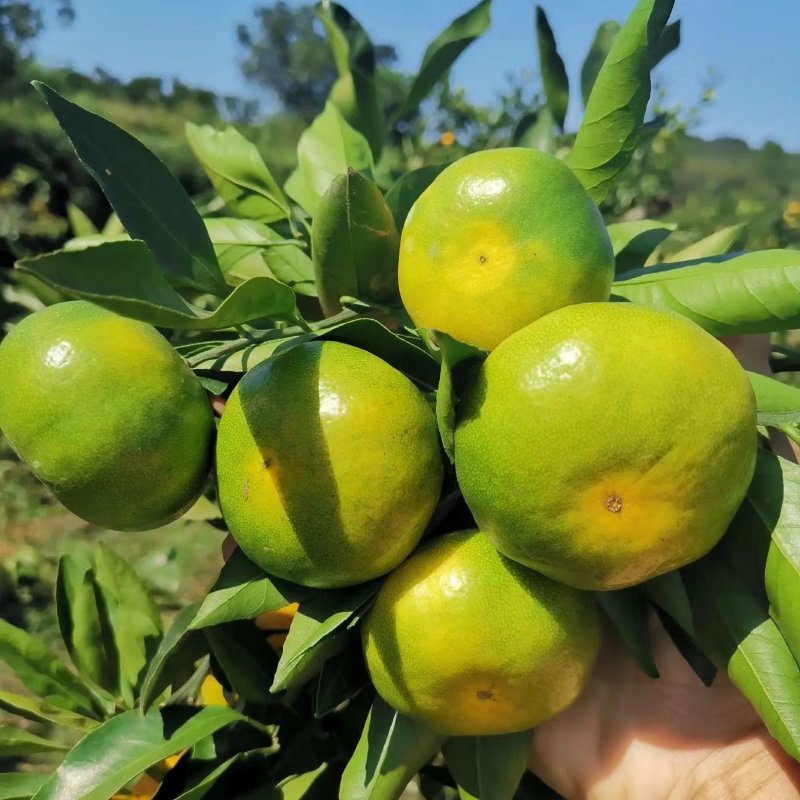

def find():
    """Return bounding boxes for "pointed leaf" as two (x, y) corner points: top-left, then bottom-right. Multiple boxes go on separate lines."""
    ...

(55, 555), (118, 694)
(272, 583), (378, 693)
(204, 621), (278, 703)
(186, 123), (290, 223)
(33, 82), (226, 296)
(139, 603), (209, 712)
(288, 102), (374, 216)
(385, 165), (447, 232)
(191, 549), (312, 630)
(31, 706), (247, 800)
(535, 7), (568, 130)
(0, 620), (99, 718)
(315, 646), (369, 718)
(400, 0), (492, 118)
(594, 590), (659, 678)
(339, 696), (446, 800)
(205, 217), (315, 295)
(272, 765), (328, 800)
(66, 203), (98, 237)
(748, 372), (800, 427)
(442, 730), (532, 800)
(434, 333), (485, 462)
(93, 544), (163, 705)
(642, 570), (693, 635)
(746, 454), (800, 664)
(0, 690), (96, 732)
(17, 240), (298, 331)
(317, 3), (384, 159)
(684, 556), (800, 762)
(514, 107), (557, 153)
(312, 170), (399, 316)
(0, 774), (47, 800)
(580, 20), (620, 106)
(612, 250), (800, 335)
(649, 19), (681, 69)
(567, 0), (675, 203)
(606, 219), (675, 273)
(666, 224), (744, 263)
(0, 726), (69, 756)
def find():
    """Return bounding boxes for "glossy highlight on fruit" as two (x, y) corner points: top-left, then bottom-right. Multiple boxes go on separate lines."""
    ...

(215, 340), (443, 588)
(362, 530), (600, 735)
(0, 301), (215, 530)
(398, 147), (615, 350)
(455, 303), (758, 590)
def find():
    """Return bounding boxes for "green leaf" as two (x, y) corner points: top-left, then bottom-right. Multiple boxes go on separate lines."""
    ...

(384, 165), (447, 233)
(287, 102), (374, 217)
(642, 570), (693, 635)
(193, 318), (439, 388)
(339, 695), (446, 800)
(66, 202), (98, 237)
(204, 621), (278, 703)
(400, 0), (492, 119)
(272, 583), (378, 693)
(748, 372), (800, 427)
(0, 726), (68, 756)
(185, 123), (290, 223)
(580, 20), (620, 106)
(0, 774), (47, 800)
(31, 706), (247, 800)
(666, 224), (744, 262)
(649, 19), (681, 69)
(567, 0), (675, 203)
(312, 170), (400, 316)
(534, 7), (569, 130)
(434, 333), (485, 462)
(315, 646), (369, 718)
(594, 590), (659, 678)
(55, 555), (118, 694)
(33, 82), (226, 296)
(139, 603), (208, 712)
(92, 544), (163, 706)
(271, 765), (328, 800)
(191, 549), (312, 630)
(205, 217), (315, 296)
(746, 454), (800, 664)
(17, 240), (298, 331)
(653, 606), (716, 687)
(442, 730), (532, 800)
(0, 620), (99, 718)
(317, 3), (384, 159)
(514, 107), (557, 154)
(684, 556), (800, 762)
(612, 250), (800, 335)
(0, 690), (96, 732)
(606, 219), (675, 273)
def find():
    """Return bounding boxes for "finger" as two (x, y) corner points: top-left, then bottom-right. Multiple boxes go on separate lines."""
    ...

(222, 533), (238, 562)
(211, 395), (227, 417)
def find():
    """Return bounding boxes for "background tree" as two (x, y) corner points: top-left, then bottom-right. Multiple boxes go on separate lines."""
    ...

(237, 1), (396, 121)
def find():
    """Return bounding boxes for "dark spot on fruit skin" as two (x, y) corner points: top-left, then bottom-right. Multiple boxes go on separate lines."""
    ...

(243, 479), (249, 502)
(477, 689), (494, 701)
(606, 495), (623, 513)
(264, 457), (272, 469)
(479, 255), (487, 264)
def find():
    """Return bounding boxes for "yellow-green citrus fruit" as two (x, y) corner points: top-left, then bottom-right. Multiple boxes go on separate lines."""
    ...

(362, 530), (600, 736)
(398, 147), (614, 351)
(0, 301), (214, 531)
(455, 303), (758, 591)
(216, 341), (443, 588)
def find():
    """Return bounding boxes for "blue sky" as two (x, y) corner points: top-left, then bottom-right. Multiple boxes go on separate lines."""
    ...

(34, 0), (800, 150)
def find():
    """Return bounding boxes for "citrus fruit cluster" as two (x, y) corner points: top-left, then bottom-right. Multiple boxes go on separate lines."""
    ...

(0, 147), (758, 739)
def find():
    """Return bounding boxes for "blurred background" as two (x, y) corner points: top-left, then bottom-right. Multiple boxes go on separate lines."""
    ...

(0, 0), (799, 777)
